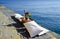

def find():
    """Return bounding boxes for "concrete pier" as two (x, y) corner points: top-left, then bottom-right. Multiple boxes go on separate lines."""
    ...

(0, 4), (60, 39)
(0, 11), (21, 39)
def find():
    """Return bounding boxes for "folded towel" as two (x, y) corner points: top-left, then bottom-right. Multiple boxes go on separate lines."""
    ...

(24, 21), (49, 37)
(14, 14), (23, 19)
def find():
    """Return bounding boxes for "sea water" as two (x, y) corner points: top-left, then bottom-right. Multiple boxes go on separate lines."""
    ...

(0, 0), (60, 34)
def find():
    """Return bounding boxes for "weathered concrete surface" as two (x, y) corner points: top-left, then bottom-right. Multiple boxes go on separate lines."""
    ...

(0, 11), (21, 39)
(0, 4), (60, 39)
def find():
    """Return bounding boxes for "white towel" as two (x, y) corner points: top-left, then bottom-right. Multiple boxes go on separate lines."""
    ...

(14, 14), (23, 21)
(14, 14), (23, 19)
(24, 21), (49, 37)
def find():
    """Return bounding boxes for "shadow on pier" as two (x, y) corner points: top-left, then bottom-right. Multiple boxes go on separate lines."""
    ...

(6, 16), (30, 38)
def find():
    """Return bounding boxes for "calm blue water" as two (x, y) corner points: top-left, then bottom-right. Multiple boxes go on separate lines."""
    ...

(0, 0), (60, 34)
